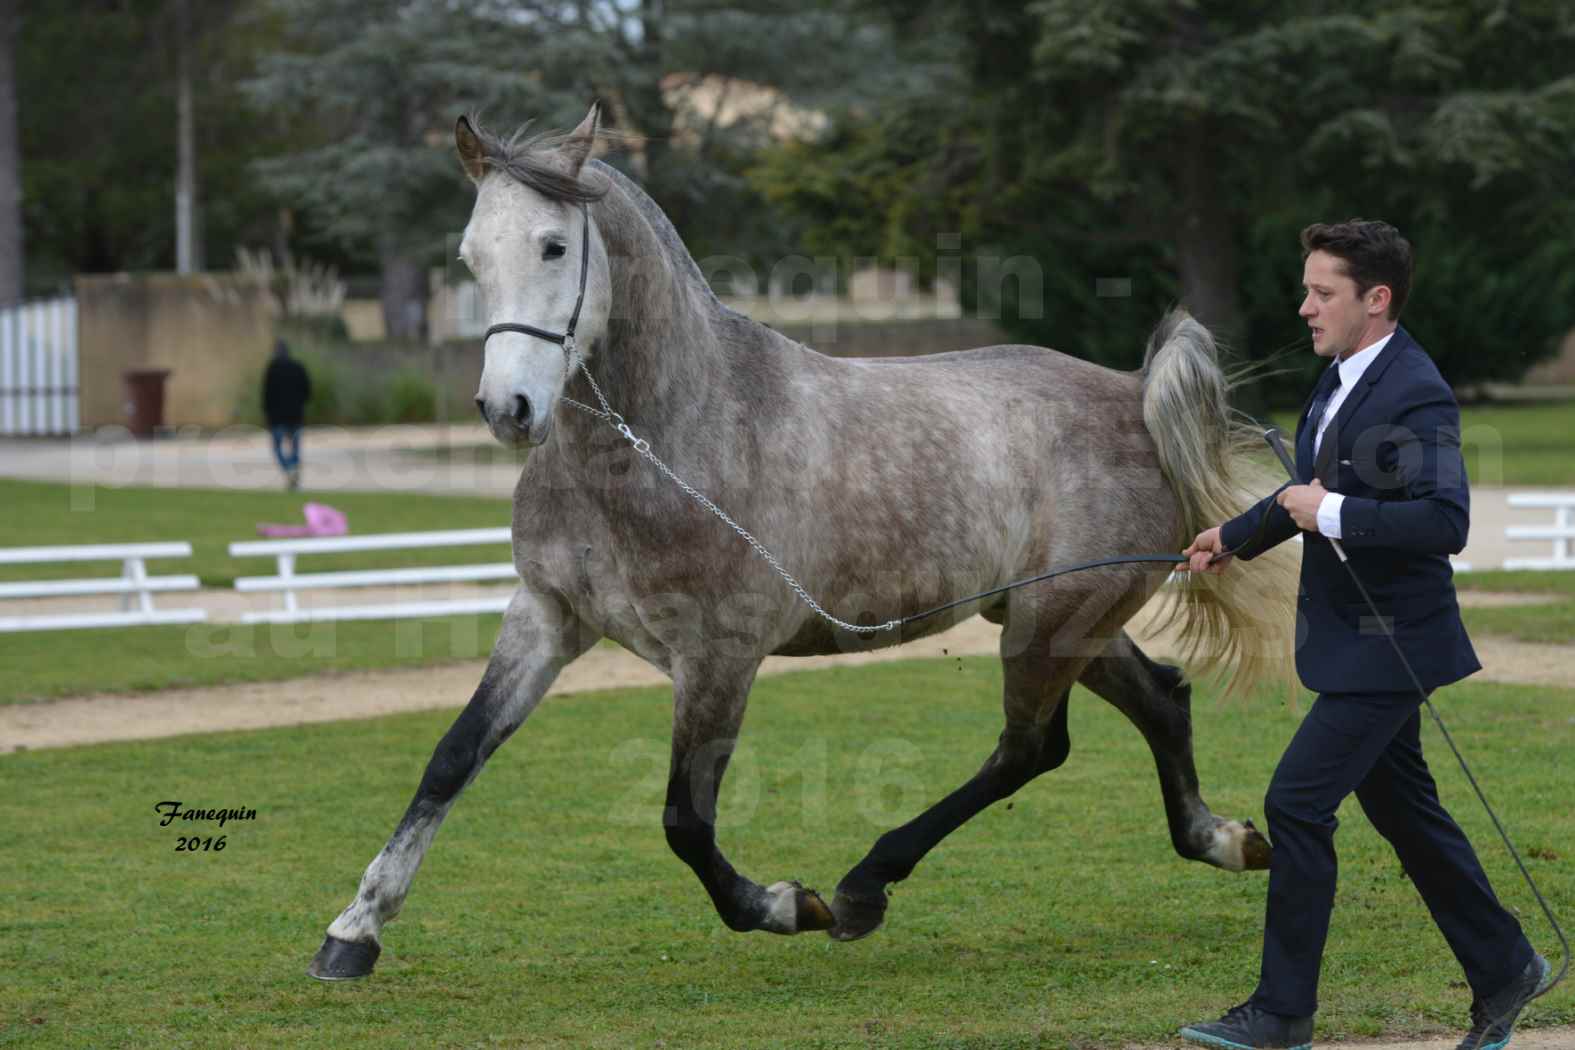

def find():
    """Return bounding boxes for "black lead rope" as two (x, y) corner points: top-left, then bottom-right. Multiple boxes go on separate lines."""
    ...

(893, 479), (1290, 629)
(485, 222), (1563, 1033)
(894, 427), (1564, 1046)
(899, 554), (1187, 628)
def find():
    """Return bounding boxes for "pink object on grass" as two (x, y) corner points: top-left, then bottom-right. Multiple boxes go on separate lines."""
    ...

(256, 502), (349, 538)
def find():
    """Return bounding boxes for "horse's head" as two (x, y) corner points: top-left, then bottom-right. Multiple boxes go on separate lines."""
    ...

(457, 105), (611, 448)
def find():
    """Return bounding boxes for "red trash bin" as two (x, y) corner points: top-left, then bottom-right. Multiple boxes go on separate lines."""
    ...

(122, 369), (172, 438)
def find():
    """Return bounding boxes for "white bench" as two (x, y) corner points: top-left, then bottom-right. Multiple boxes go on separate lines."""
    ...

(0, 542), (206, 631)
(1504, 493), (1575, 570)
(229, 527), (516, 624)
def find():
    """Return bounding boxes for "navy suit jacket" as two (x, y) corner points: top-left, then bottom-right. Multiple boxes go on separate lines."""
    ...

(1219, 327), (1480, 694)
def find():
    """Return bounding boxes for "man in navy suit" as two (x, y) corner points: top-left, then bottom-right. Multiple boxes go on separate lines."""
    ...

(1175, 220), (1549, 1050)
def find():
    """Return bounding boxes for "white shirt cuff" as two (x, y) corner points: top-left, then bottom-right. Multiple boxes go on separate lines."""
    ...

(1316, 492), (1345, 538)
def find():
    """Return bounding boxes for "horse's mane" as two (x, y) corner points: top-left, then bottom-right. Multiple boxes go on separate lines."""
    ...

(464, 114), (610, 206)
(467, 113), (722, 311)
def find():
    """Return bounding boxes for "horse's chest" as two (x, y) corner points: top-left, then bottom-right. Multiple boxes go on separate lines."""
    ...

(511, 526), (683, 672)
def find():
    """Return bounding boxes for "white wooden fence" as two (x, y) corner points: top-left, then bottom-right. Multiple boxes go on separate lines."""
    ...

(7, 497), (1573, 633)
(229, 528), (515, 624)
(0, 296), (78, 435)
(1504, 494), (1575, 570)
(0, 542), (206, 631)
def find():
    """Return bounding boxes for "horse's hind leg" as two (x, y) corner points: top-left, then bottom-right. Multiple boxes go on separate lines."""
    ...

(662, 657), (835, 935)
(1078, 630), (1271, 872)
(828, 615), (1087, 942)
(306, 588), (594, 980)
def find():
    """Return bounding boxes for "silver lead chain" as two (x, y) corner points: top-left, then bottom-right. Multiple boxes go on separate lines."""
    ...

(559, 340), (898, 635)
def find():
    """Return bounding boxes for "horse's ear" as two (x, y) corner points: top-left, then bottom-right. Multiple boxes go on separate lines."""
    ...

(456, 115), (487, 183)
(559, 102), (601, 177)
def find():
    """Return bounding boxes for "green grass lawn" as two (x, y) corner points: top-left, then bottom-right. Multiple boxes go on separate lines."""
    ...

(400, 441), (531, 467)
(1267, 399), (1575, 486)
(1, 659), (1570, 1048)
(1457, 570), (1575, 597)
(1457, 569), (1575, 645)
(1462, 601), (1575, 646)
(1461, 604), (1575, 645)
(1457, 400), (1575, 487)
(0, 614), (505, 705)
(0, 479), (512, 588)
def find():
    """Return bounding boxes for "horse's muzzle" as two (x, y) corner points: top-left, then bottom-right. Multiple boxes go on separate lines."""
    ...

(478, 392), (552, 448)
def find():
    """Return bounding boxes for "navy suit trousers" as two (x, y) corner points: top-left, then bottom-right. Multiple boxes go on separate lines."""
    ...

(1250, 691), (1533, 1018)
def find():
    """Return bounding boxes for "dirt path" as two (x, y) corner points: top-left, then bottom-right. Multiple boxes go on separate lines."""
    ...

(0, 616), (999, 751)
(1127, 1029), (1575, 1050)
(1335, 1032), (1573, 1050)
(6, 603), (1574, 754)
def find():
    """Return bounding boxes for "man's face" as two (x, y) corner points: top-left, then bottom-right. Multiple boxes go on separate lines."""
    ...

(1299, 250), (1385, 360)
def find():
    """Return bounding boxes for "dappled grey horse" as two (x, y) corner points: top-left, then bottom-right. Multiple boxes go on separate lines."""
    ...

(307, 104), (1298, 980)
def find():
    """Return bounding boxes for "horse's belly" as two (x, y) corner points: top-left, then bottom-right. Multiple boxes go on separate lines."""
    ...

(768, 597), (997, 658)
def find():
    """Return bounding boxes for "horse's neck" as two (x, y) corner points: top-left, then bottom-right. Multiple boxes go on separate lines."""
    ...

(547, 167), (804, 506)
(572, 168), (718, 434)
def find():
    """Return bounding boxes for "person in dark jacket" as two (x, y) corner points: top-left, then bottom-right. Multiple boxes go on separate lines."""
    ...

(1175, 220), (1549, 1050)
(263, 338), (311, 489)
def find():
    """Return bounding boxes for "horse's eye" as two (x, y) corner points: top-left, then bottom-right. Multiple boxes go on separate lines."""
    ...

(543, 242), (567, 261)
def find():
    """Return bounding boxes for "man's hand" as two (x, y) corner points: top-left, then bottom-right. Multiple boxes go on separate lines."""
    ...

(1276, 479), (1327, 531)
(1181, 526), (1231, 575)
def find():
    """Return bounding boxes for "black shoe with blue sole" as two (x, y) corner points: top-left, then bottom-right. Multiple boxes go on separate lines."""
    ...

(1179, 1001), (1314, 1050)
(1455, 953), (1554, 1050)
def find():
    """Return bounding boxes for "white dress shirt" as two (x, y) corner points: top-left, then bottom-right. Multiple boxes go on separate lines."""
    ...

(1314, 332), (1393, 538)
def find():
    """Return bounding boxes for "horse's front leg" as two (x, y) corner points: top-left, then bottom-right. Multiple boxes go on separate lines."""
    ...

(306, 587), (595, 980)
(663, 658), (835, 935)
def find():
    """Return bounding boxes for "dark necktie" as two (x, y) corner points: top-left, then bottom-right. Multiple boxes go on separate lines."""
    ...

(1307, 365), (1343, 439)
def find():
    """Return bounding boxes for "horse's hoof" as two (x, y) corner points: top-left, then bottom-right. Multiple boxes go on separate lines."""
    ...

(1201, 818), (1273, 872)
(828, 890), (887, 942)
(1241, 820), (1272, 871)
(762, 880), (835, 934)
(307, 934), (380, 981)
(794, 884), (835, 932)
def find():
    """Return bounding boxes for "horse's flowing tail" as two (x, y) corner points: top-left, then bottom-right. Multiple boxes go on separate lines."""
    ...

(1139, 309), (1298, 699)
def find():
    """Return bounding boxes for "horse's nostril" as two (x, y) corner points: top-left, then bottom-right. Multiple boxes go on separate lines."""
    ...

(474, 397), (488, 424)
(511, 394), (531, 428)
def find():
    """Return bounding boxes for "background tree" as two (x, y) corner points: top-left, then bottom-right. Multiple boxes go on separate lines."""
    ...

(171, 0), (247, 274)
(17, 0), (895, 315)
(242, 0), (574, 340)
(542, 0), (915, 268)
(754, 0), (1575, 403)
(11, 0), (1573, 396)
(173, 0), (197, 273)
(0, 0), (20, 304)
(243, 0), (903, 337)
(17, 0), (287, 293)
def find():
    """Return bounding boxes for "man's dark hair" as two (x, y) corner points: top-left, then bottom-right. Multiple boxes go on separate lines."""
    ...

(1300, 219), (1413, 320)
